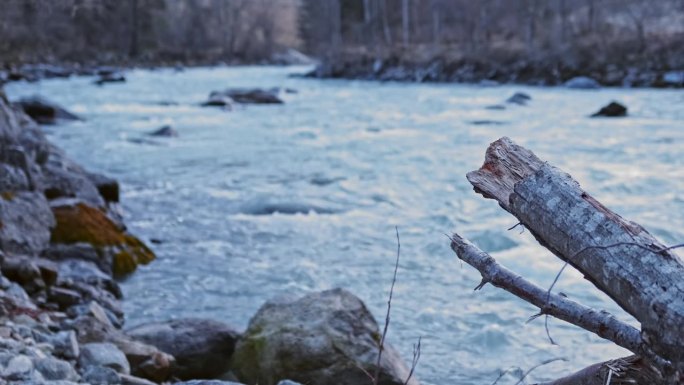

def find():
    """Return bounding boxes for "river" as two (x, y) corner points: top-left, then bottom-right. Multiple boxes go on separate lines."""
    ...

(6, 66), (684, 384)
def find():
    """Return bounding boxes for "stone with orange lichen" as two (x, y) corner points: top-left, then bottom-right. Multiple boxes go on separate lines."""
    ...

(50, 202), (155, 276)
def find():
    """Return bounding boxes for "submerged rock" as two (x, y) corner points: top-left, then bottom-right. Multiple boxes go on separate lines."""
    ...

(127, 318), (239, 380)
(148, 125), (178, 138)
(505, 92), (531, 105)
(231, 288), (420, 385)
(95, 72), (126, 86)
(14, 96), (81, 125)
(209, 89), (283, 105)
(564, 76), (601, 89)
(591, 101), (628, 117)
(202, 93), (234, 108)
(50, 201), (155, 276)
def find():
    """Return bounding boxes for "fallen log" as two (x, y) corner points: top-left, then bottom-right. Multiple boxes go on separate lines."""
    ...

(451, 137), (684, 384)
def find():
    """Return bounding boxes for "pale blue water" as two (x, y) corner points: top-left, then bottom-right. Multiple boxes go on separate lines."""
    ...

(7, 66), (684, 384)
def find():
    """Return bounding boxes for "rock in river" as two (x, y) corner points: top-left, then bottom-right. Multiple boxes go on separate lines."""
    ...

(591, 101), (628, 117)
(505, 92), (531, 105)
(127, 318), (240, 380)
(148, 125), (179, 138)
(14, 95), (81, 125)
(564, 76), (601, 89)
(231, 288), (420, 385)
(208, 88), (284, 105)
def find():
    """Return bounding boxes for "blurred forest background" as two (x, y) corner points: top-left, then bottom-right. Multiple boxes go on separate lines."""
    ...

(1, 0), (683, 75)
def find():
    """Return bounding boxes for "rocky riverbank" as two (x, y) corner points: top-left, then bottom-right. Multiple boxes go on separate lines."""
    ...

(0, 88), (419, 385)
(307, 55), (684, 88)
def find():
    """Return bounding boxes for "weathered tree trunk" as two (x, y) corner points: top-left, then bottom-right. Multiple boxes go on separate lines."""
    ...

(538, 356), (662, 385)
(452, 137), (684, 384)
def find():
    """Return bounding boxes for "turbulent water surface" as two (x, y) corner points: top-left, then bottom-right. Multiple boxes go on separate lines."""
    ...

(7, 66), (684, 384)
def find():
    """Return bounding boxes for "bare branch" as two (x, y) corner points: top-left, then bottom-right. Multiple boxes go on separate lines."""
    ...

(449, 233), (659, 363)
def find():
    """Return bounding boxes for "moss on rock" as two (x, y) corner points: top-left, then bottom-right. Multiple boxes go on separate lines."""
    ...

(50, 203), (155, 276)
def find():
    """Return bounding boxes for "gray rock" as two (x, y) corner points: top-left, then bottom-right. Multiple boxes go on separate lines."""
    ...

(209, 89), (283, 105)
(148, 125), (178, 138)
(0, 191), (55, 255)
(505, 92), (531, 105)
(42, 147), (104, 206)
(33, 357), (79, 381)
(127, 318), (239, 380)
(94, 73), (126, 86)
(2, 354), (34, 381)
(591, 101), (628, 117)
(48, 287), (83, 309)
(564, 76), (601, 89)
(74, 316), (174, 382)
(79, 342), (130, 374)
(202, 93), (234, 108)
(13, 96), (81, 125)
(231, 288), (420, 385)
(86, 172), (120, 203)
(38, 331), (79, 359)
(81, 365), (121, 385)
(0, 164), (30, 191)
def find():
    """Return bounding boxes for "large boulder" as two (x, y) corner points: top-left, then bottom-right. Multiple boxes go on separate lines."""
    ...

(14, 96), (81, 125)
(127, 318), (239, 380)
(564, 76), (601, 89)
(591, 101), (628, 117)
(231, 288), (420, 385)
(49, 201), (155, 276)
(0, 191), (55, 255)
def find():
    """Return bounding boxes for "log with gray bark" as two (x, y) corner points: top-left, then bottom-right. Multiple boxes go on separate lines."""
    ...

(451, 137), (684, 384)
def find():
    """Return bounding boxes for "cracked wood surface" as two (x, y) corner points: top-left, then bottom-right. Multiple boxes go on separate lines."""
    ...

(466, 137), (684, 367)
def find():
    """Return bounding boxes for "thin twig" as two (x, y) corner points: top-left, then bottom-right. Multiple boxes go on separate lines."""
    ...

(513, 357), (567, 385)
(491, 366), (519, 385)
(374, 226), (401, 385)
(403, 337), (421, 385)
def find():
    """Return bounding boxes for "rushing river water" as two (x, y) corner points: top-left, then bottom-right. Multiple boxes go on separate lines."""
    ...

(6, 66), (684, 384)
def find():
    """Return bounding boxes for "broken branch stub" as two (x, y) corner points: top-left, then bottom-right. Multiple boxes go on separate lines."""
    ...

(467, 137), (684, 367)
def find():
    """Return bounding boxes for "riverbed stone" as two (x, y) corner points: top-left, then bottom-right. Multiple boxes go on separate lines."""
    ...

(33, 357), (79, 381)
(78, 342), (130, 374)
(74, 316), (174, 382)
(14, 96), (81, 125)
(0, 191), (54, 255)
(81, 364), (122, 384)
(564, 76), (601, 89)
(127, 318), (239, 380)
(49, 201), (155, 276)
(148, 125), (178, 138)
(3, 354), (34, 380)
(231, 288), (420, 385)
(591, 101), (628, 117)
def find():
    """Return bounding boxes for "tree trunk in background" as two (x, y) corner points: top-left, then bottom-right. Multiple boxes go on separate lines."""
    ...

(379, 0), (392, 45)
(129, 0), (139, 58)
(431, 0), (441, 46)
(587, 0), (595, 32)
(402, 0), (410, 46)
(329, 0), (342, 51)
